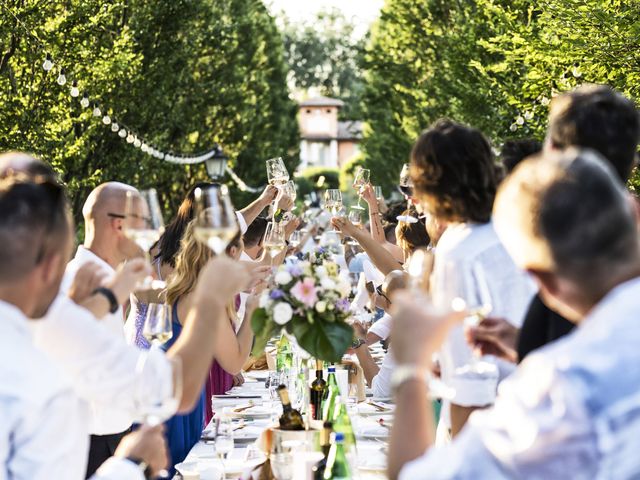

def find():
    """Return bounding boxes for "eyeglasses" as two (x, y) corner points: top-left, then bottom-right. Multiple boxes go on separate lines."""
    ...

(374, 284), (392, 304)
(107, 212), (152, 223)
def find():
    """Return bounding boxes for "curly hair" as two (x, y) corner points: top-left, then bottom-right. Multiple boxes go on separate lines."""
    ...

(165, 220), (241, 308)
(410, 119), (498, 224)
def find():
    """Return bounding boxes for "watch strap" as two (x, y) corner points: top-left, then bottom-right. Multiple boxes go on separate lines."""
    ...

(93, 287), (119, 314)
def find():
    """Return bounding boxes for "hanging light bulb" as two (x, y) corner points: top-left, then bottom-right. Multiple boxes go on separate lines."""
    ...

(572, 62), (582, 78)
(92, 103), (101, 117)
(102, 114), (111, 125)
(43, 53), (54, 71)
(524, 111), (534, 121)
(141, 143), (149, 153)
(118, 128), (127, 138)
(80, 93), (90, 108)
(515, 116), (525, 126)
(56, 68), (67, 86)
(126, 133), (135, 143)
(133, 138), (142, 148)
(540, 96), (550, 106)
(70, 81), (80, 97)
(509, 123), (518, 132)
(111, 122), (119, 132)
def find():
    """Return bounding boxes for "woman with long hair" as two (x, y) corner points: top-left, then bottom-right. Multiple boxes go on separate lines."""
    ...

(161, 220), (259, 473)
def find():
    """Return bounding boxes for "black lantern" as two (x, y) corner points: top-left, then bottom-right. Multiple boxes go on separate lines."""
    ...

(205, 145), (228, 180)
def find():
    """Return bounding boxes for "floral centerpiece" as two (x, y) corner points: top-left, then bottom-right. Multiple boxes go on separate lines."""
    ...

(251, 249), (354, 362)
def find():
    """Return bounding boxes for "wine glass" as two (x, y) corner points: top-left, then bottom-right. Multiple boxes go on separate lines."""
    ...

(142, 303), (173, 346)
(324, 189), (343, 216)
(397, 164), (418, 223)
(193, 185), (239, 255)
(263, 222), (286, 265)
(347, 208), (362, 246)
(135, 354), (183, 427)
(352, 167), (370, 210)
(266, 157), (290, 187)
(373, 185), (383, 202)
(289, 230), (302, 249)
(214, 415), (235, 477)
(123, 189), (165, 289)
(452, 262), (496, 376)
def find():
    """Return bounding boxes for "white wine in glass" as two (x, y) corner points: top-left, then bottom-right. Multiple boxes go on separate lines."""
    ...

(324, 189), (343, 215)
(266, 157), (290, 186)
(124, 189), (165, 289)
(142, 303), (173, 345)
(264, 222), (286, 261)
(193, 185), (239, 255)
(352, 167), (370, 210)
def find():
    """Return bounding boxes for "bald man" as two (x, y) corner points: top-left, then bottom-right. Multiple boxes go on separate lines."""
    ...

(58, 182), (143, 477)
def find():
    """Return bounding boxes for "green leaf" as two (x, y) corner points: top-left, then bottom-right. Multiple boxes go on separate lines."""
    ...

(250, 308), (279, 357)
(296, 319), (354, 363)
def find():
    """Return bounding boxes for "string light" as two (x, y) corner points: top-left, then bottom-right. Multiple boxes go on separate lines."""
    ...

(515, 116), (525, 125)
(524, 111), (534, 121)
(80, 93), (90, 108)
(42, 53), (54, 71)
(540, 96), (550, 106)
(56, 68), (67, 85)
(509, 123), (517, 132)
(70, 80), (80, 97)
(3, 4), (263, 193)
(572, 63), (582, 78)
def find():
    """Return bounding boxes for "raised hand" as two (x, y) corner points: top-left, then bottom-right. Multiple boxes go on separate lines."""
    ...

(258, 184), (279, 206)
(464, 316), (518, 364)
(68, 262), (110, 305)
(390, 291), (466, 368)
(114, 425), (169, 478)
(107, 258), (152, 305)
(331, 216), (360, 237)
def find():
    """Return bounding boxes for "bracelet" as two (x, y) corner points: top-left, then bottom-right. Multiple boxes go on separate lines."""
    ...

(391, 365), (427, 394)
(351, 338), (366, 349)
(92, 287), (119, 314)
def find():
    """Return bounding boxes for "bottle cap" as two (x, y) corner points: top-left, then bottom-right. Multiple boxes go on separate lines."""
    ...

(334, 432), (345, 442)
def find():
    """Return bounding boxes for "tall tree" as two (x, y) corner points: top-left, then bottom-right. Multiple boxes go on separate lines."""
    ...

(281, 8), (365, 120)
(0, 0), (299, 222)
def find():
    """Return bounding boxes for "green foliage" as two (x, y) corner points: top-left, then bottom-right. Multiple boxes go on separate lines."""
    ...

(0, 0), (299, 224)
(298, 166), (340, 191)
(281, 8), (366, 120)
(361, 0), (640, 193)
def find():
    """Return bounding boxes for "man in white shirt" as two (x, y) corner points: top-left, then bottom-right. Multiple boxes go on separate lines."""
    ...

(58, 182), (146, 476)
(0, 153), (252, 479)
(388, 148), (640, 479)
(409, 120), (534, 438)
(0, 171), (168, 479)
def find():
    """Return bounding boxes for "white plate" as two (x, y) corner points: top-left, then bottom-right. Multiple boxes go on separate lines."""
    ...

(356, 425), (390, 440)
(227, 405), (273, 419)
(245, 370), (270, 380)
(175, 461), (222, 480)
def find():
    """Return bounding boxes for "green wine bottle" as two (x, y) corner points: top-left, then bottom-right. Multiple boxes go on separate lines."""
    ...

(276, 334), (293, 373)
(277, 385), (305, 431)
(312, 421), (333, 480)
(310, 359), (327, 420)
(322, 365), (339, 422)
(323, 432), (351, 479)
(332, 397), (356, 449)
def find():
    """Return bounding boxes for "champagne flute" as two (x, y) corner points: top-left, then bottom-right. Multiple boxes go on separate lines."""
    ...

(142, 303), (173, 346)
(266, 157), (290, 187)
(263, 222), (286, 265)
(193, 185), (239, 255)
(373, 185), (383, 201)
(352, 167), (370, 210)
(397, 164), (418, 223)
(324, 189), (343, 216)
(123, 189), (165, 289)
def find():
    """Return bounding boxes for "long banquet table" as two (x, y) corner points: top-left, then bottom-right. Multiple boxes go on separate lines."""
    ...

(176, 353), (391, 479)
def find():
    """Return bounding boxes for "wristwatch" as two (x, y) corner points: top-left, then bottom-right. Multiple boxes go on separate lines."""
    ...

(391, 365), (427, 394)
(92, 287), (119, 314)
(351, 338), (366, 349)
(125, 456), (150, 479)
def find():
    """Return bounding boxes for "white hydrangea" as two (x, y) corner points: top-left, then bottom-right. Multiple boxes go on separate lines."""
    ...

(320, 277), (336, 291)
(275, 270), (293, 285)
(315, 266), (328, 279)
(273, 302), (293, 325)
(259, 292), (271, 309)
